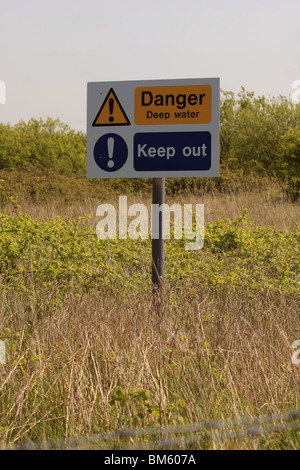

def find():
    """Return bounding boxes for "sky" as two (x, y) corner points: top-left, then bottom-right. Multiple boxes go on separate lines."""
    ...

(0, 0), (300, 132)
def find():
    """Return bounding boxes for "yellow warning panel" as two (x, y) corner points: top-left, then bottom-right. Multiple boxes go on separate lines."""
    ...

(92, 88), (130, 127)
(135, 85), (211, 125)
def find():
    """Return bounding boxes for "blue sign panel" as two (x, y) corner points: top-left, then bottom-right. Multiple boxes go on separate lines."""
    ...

(134, 132), (211, 172)
(94, 133), (128, 172)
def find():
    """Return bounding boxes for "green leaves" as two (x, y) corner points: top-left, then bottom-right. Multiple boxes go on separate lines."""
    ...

(1, 90), (300, 195)
(0, 207), (298, 303)
(0, 118), (86, 176)
(220, 88), (300, 179)
(280, 127), (300, 201)
(167, 211), (299, 296)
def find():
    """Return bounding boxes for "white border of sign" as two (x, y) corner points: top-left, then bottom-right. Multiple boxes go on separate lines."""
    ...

(87, 78), (219, 179)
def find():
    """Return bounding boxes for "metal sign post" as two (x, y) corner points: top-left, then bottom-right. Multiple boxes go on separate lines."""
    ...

(152, 177), (165, 297)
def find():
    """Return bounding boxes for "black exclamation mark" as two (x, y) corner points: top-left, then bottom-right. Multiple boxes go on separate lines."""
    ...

(109, 98), (114, 122)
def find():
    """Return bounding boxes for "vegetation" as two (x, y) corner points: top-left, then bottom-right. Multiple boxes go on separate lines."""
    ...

(0, 88), (299, 199)
(0, 118), (86, 176)
(0, 89), (299, 449)
(0, 191), (299, 450)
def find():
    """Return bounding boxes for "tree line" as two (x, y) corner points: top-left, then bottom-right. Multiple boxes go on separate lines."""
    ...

(0, 88), (299, 197)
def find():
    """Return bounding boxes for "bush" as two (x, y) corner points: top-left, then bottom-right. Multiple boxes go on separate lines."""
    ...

(0, 118), (86, 176)
(1, 89), (300, 193)
(280, 127), (300, 201)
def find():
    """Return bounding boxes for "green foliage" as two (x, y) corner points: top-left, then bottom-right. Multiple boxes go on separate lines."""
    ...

(220, 88), (300, 178)
(280, 127), (300, 200)
(1, 89), (300, 197)
(0, 206), (152, 303)
(166, 210), (299, 296)
(0, 207), (298, 303)
(109, 386), (159, 427)
(0, 193), (298, 448)
(109, 385), (189, 428)
(0, 118), (86, 176)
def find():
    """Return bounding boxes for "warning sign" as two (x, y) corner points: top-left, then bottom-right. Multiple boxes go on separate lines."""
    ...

(92, 88), (131, 127)
(87, 77), (220, 179)
(135, 85), (212, 125)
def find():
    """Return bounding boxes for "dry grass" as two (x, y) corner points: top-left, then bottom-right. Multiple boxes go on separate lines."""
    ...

(12, 180), (300, 232)
(0, 286), (299, 449)
(0, 182), (299, 450)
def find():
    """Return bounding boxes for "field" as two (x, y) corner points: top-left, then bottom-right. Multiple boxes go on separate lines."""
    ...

(0, 169), (299, 450)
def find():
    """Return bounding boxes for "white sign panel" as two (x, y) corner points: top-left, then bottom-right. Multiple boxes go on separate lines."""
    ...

(87, 78), (219, 179)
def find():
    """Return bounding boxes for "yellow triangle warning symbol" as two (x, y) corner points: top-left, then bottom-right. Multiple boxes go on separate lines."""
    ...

(92, 88), (131, 127)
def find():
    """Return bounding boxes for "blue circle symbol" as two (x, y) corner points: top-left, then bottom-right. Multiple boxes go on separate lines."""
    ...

(93, 133), (128, 172)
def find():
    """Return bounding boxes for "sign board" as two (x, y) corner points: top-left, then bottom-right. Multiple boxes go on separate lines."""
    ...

(87, 78), (219, 179)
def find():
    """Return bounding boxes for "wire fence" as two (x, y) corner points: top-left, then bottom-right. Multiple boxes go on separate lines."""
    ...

(8, 409), (300, 450)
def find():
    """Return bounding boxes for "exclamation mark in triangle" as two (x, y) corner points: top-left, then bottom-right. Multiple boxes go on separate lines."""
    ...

(109, 98), (114, 123)
(92, 88), (131, 127)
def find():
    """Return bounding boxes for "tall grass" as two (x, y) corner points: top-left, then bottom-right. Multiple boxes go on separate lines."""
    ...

(0, 285), (299, 449)
(0, 176), (299, 449)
